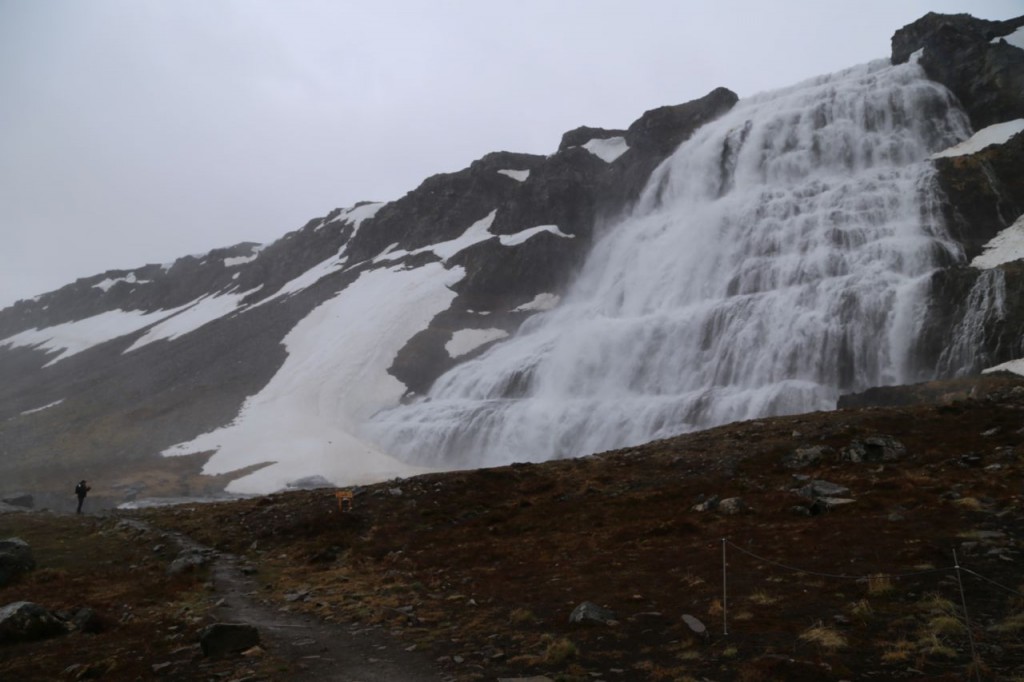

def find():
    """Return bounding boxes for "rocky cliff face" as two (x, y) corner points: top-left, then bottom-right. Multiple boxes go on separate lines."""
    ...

(890, 13), (1024, 381)
(0, 12), (1022, 505)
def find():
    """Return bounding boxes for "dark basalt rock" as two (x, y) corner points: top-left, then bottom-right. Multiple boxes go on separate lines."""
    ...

(933, 131), (1024, 261)
(559, 125), (628, 152)
(891, 12), (1024, 129)
(0, 537), (35, 586)
(199, 622), (260, 657)
(0, 602), (68, 643)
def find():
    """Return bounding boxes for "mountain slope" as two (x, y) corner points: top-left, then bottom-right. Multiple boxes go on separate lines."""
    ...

(1, 12), (1023, 506)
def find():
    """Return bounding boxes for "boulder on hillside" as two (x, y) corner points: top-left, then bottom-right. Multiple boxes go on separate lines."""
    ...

(0, 537), (36, 586)
(797, 480), (850, 499)
(840, 436), (906, 463)
(167, 548), (215, 576)
(0, 601), (68, 643)
(199, 623), (261, 657)
(569, 601), (618, 626)
(782, 446), (834, 469)
(1, 494), (33, 509)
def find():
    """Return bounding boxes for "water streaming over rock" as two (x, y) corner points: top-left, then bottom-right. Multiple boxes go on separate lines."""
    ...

(366, 60), (973, 467)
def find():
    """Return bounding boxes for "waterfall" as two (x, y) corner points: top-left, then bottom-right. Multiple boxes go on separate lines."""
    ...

(937, 269), (1007, 376)
(366, 59), (972, 468)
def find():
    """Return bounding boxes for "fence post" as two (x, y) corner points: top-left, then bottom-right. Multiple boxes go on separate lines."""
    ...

(722, 538), (728, 636)
(953, 548), (981, 682)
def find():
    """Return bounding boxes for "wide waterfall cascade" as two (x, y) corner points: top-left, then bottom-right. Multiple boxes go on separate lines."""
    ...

(366, 60), (973, 468)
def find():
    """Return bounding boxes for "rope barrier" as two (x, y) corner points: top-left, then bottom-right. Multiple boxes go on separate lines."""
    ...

(960, 566), (1024, 599)
(719, 534), (1020, 680)
(724, 539), (955, 581)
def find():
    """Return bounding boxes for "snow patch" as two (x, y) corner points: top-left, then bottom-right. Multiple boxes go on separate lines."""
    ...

(20, 399), (64, 416)
(984, 358), (1024, 376)
(446, 328), (509, 359)
(0, 305), (192, 367)
(250, 251), (348, 309)
(162, 262), (464, 494)
(126, 288), (261, 352)
(373, 211), (498, 264)
(223, 248), (261, 267)
(992, 26), (1024, 50)
(582, 136), (629, 163)
(971, 214), (1024, 269)
(93, 272), (150, 292)
(497, 169), (530, 182)
(499, 224), (573, 247)
(324, 202), (386, 236)
(514, 293), (561, 312)
(932, 119), (1024, 158)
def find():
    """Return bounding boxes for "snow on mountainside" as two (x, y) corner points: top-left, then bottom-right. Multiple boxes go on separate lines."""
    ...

(1, 12), (1023, 507)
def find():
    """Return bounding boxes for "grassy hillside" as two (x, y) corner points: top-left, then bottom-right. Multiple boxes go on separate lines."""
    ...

(3, 374), (1024, 680)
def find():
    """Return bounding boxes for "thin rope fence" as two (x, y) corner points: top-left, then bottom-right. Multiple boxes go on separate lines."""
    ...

(724, 539), (955, 580)
(718, 537), (1021, 682)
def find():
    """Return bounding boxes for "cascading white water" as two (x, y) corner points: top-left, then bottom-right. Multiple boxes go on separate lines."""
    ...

(366, 59), (973, 468)
(938, 269), (1007, 376)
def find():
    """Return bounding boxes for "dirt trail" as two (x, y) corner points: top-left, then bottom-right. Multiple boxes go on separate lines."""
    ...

(209, 552), (450, 682)
(126, 519), (450, 682)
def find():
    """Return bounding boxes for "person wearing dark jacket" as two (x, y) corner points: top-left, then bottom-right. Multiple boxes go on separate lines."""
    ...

(75, 480), (91, 514)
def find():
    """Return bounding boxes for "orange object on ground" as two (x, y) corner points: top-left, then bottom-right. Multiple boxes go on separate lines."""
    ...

(334, 490), (354, 512)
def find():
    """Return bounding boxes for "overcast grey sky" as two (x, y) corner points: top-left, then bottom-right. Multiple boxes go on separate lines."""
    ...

(1, 1), (1020, 309)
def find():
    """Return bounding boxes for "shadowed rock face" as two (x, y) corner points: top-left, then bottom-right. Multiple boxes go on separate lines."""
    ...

(0, 12), (1021, 503)
(886, 12), (1024, 386)
(891, 12), (1024, 129)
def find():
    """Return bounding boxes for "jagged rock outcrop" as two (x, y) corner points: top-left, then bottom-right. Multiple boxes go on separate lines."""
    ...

(891, 12), (1024, 128)
(886, 13), (1024, 382)
(934, 132), (1024, 260)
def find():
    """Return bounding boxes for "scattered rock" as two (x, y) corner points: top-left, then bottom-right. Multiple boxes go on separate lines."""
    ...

(167, 548), (213, 575)
(840, 436), (906, 463)
(691, 494), (719, 512)
(797, 480), (850, 499)
(284, 589), (310, 603)
(782, 446), (833, 469)
(959, 454), (984, 468)
(70, 607), (102, 633)
(809, 497), (856, 515)
(681, 613), (709, 639)
(199, 623), (261, 657)
(0, 537), (36, 586)
(569, 601), (618, 626)
(717, 497), (748, 515)
(0, 601), (69, 642)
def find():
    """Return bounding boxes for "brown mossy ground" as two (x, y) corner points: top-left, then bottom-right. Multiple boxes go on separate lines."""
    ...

(3, 374), (1024, 681)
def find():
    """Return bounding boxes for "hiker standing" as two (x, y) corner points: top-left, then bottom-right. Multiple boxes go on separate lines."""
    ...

(75, 480), (91, 514)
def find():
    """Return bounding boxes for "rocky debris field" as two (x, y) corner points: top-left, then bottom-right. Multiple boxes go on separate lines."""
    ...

(3, 373), (1024, 681)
